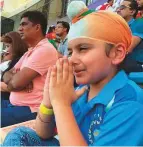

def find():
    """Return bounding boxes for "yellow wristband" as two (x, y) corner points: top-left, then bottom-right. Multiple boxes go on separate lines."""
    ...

(40, 104), (54, 115)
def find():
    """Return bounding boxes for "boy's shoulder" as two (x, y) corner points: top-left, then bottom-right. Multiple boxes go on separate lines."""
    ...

(114, 80), (143, 105)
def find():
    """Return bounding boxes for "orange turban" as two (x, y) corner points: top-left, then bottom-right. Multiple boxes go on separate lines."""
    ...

(68, 11), (132, 51)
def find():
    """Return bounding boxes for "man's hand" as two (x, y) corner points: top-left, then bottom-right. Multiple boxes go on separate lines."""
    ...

(3, 68), (18, 84)
(0, 82), (9, 92)
(6, 67), (39, 91)
(25, 81), (33, 93)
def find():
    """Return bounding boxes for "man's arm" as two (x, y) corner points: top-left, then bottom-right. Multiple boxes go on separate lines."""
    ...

(128, 36), (141, 52)
(6, 67), (39, 91)
(3, 53), (26, 84)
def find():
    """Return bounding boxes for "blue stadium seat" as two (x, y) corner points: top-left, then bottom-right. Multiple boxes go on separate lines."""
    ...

(128, 72), (143, 84)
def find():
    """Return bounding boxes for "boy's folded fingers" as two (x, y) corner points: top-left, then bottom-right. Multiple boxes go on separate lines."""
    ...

(63, 58), (69, 81)
(57, 58), (63, 82)
(44, 66), (52, 89)
(50, 65), (57, 86)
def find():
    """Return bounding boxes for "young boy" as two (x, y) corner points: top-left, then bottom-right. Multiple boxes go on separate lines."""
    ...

(3, 3), (143, 146)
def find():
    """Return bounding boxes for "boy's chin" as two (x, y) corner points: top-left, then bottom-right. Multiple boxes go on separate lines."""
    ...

(76, 79), (89, 85)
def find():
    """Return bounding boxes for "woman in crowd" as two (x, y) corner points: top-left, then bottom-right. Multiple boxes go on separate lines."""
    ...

(0, 49), (12, 79)
(1, 31), (28, 101)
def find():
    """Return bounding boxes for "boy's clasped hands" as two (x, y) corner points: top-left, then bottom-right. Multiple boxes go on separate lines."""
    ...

(42, 57), (88, 109)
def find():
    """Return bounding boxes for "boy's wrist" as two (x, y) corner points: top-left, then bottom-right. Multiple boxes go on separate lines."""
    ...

(40, 103), (54, 115)
(42, 99), (52, 109)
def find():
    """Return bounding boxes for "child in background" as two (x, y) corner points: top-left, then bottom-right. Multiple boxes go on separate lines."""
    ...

(46, 25), (60, 50)
(46, 25), (56, 40)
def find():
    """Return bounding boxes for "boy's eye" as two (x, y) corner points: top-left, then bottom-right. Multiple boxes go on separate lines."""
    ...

(79, 45), (89, 51)
(79, 44), (89, 50)
(68, 51), (72, 57)
(79, 47), (87, 50)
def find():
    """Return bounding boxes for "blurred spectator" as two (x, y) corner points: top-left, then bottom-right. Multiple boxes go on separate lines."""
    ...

(136, 0), (143, 18)
(1, 49), (12, 63)
(96, 0), (114, 11)
(0, 32), (28, 76)
(112, 0), (124, 11)
(55, 21), (70, 56)
(46, 25), (60, 50)
(46, 25), (56, 40)
(117, 0), (143, 72)
(48, 37), (61, 50)
(1, 31), (28, 101)
(117, 0), (138, 22)
(1, 11), (58, 127)
(0, 50), (12, 76)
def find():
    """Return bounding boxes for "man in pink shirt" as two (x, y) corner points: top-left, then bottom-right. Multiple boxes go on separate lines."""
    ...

(2, 11), (58, 127)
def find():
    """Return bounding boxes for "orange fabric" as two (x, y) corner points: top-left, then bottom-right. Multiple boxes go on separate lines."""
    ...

(69, 11), (132, 51)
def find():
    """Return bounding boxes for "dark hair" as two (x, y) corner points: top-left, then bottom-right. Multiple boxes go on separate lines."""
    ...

(107, 0), (114, 3)
(21, 11), (47, 35)
(48, 26), (55, 33)
(105, 43), (133, 71)
(105, 43), (115, 57)
(1, 31), (28, 59)
(124, 0), (138, 18)
(57, 21), (70, 33)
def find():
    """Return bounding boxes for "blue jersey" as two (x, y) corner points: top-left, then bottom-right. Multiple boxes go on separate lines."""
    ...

(72, 70), (143, 145)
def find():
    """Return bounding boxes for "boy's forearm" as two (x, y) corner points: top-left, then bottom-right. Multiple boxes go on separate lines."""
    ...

(35, 112), (56, 139)
(53, 103), (87, 146)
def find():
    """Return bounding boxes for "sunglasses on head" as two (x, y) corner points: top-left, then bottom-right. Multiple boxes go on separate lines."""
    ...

(118, 5), (131, 10)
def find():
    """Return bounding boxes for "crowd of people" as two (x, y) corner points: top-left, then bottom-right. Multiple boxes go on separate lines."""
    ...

(0, 0), (143, 146)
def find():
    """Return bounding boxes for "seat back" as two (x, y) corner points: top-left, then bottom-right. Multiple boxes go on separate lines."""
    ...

(129, 72), (143, 84)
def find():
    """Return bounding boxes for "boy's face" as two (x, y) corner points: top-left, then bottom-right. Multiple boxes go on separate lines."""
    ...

(68, 38), (116, 85)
